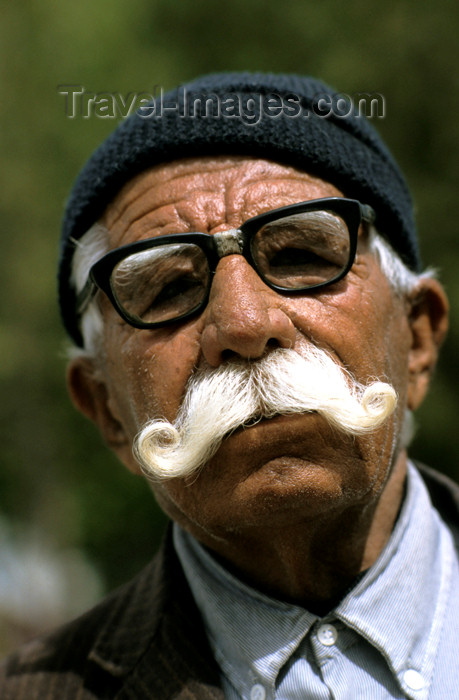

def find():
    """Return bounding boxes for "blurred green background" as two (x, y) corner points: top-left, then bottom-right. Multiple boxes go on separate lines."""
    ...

(1, 0), (458, 652)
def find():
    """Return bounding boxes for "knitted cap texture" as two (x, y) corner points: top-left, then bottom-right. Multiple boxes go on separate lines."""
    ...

(59, 72), (419, 345)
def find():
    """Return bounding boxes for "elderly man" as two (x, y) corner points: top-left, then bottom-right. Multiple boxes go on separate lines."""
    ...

(1, 72), (458, 698)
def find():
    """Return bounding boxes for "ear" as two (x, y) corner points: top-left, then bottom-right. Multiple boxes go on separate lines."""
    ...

(66, 356), (141, 474)
(406, 277), (449, 411)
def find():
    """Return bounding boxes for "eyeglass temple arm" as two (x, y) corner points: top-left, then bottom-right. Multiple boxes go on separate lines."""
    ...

(76, 277), (97, 317)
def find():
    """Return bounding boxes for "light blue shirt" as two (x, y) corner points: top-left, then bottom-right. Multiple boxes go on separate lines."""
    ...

(174, 463), (459, 699)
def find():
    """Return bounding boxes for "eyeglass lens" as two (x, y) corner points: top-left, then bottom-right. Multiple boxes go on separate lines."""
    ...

(251, 210), (350, 289)
(110, 209), (351, 325)
(111, 243), (210, 324)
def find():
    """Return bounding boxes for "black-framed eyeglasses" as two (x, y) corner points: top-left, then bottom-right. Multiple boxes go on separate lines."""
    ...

(77, 197), (375, 331)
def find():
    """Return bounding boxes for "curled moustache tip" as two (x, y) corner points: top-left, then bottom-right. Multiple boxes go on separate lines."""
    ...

(362, 382), (398, 417)
(138, 456), (185, 482)
(138, 463), (164, 482)
(145, 423), (180, 450)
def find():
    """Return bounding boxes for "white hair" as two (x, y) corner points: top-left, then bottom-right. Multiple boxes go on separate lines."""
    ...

(68, 225), (109, 360)
(69, 221), (431, 356)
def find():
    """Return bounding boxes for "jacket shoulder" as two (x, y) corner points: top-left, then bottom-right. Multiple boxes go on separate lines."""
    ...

(416, 461), (459, 550)
(0, 554), (162, 699)
(0, 528), (222, 699)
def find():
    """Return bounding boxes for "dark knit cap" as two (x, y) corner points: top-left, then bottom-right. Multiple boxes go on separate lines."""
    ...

(59, 71), (420, 346)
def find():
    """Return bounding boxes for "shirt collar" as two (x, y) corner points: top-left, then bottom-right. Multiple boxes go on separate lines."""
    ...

(335, 462), (455, 696)
(174, 526), (317, 697)
(174, 462), (455, 699)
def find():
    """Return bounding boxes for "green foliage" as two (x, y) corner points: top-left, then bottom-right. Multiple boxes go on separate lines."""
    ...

(1, 0), (458, 603)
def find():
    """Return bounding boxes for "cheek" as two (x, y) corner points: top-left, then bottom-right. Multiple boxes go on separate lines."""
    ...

(285, 275), (411, 387)
(105, 323), (201, 429)
(146, 334), (199, 422)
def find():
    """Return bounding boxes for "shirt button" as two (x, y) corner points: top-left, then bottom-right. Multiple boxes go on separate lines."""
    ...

(404, 669), (425, 690)
(317, 623), (338, 646)
(250, 684), (266, 700)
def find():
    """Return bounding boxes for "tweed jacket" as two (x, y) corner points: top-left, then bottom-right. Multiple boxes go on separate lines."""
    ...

(1, 463), (458, 699)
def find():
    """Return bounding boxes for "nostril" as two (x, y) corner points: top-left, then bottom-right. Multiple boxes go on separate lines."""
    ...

(221, 348), (238, 362)
(219, 339), (280, 365)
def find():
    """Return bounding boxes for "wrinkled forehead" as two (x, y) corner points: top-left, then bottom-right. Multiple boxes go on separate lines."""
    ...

(100, 156), (344, 250)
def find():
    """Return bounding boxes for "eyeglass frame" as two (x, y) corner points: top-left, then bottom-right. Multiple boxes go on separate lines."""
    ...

(76, 196), (375, 331)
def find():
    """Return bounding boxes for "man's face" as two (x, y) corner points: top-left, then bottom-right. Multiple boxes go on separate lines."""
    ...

(70, 156), (440, 549)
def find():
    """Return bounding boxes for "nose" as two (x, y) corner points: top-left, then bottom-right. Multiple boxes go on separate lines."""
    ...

(200, 255), (297, 367)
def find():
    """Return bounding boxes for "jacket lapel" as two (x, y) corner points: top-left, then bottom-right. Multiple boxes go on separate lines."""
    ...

(88, 526), (224, 699)
(417, 461), (459, 552)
